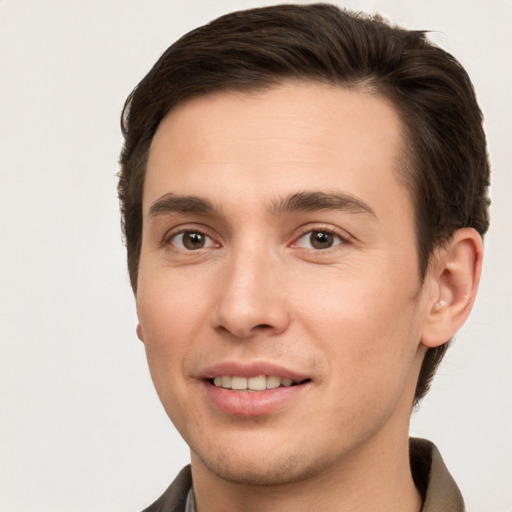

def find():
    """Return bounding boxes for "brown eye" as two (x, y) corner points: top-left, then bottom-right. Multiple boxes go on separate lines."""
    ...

(310, 231), (334, 249)
(171, 231), (215, 250)
(183, 232), (205, 249)
(296, 230), (343, 250)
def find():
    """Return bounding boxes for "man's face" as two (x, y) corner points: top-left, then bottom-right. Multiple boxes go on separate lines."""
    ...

(136, 82), (432, 485)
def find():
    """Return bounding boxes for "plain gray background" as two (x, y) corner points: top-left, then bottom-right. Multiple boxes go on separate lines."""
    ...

(1, 1), (511, 510)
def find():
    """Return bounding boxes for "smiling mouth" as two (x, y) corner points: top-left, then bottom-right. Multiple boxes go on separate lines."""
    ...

(210, 375), (310, 391)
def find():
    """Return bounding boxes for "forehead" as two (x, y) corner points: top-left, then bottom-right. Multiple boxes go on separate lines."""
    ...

(144, 81), (409, 218)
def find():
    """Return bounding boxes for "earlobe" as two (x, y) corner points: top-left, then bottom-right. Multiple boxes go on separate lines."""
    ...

(421, 228), (483, 348)
(136, 322), (145, 343)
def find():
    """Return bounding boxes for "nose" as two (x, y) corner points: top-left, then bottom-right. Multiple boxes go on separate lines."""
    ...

(212, 246), (290, 339)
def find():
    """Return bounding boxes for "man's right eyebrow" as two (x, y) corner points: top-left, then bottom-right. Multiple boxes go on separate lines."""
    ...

(147, 193), (217, 218)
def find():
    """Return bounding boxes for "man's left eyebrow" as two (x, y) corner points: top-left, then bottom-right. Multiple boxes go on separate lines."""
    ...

(269, 191), (377, 217)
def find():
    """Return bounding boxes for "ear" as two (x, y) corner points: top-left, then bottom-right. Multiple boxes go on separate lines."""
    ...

(421, 228), (484, 348)
(136, 322), (145, 343)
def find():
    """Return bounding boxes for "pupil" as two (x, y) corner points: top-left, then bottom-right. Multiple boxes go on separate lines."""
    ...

(184, 232), (205, 250)
(311, 231), (333, 249)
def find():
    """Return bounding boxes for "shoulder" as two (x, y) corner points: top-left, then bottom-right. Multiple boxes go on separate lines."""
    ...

(141, 465), (192, 512)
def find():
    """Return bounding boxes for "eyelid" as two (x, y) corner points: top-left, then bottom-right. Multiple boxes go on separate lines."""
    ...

(291, 224), (351, 247)
(161, 224), (221, 249)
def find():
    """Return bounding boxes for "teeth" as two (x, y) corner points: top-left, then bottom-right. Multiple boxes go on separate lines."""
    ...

(266, 376), (281, 389)
(231, 376), (247, 390)
(248, 375), (267, 391)
(212, 375), (299, 391)
(220, 375), (231, 388)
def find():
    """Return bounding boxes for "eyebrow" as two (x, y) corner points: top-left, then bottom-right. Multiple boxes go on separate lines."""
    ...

(269, 191), (376, 217)
(148, 194), (217, 219)
(147, 191), (376, 220)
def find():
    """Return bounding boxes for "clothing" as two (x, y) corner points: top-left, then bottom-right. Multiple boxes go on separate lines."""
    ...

(410, 438), (465, 510)
(142, 438), (464, 512)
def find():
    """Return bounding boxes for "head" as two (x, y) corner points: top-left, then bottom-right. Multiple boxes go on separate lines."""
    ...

(119, 4), (489, 410)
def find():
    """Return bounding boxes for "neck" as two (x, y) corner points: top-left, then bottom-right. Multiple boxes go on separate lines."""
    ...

(190, 429), (422, 512)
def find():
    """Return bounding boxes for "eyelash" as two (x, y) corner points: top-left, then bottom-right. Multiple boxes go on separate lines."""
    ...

(292, 226), (348, 251)
(162, 225), (349, 252)
(163, 228), (219, 251)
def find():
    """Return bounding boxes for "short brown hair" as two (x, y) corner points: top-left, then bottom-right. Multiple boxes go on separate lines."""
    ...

(118, 3), (490, 403)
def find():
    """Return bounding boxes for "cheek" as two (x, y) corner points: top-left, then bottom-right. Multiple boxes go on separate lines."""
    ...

(135, 277), (203, 432)
(293, 262), (423, 376)
(136, 271), (211, 398)
(137, 269), (209, 343)
(297, 274), (423, 432)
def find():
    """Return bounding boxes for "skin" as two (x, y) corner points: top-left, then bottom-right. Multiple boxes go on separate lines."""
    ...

(135, 82), (482, 511)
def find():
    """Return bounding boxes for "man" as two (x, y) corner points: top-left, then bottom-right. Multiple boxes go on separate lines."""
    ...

(118, 4), (489, 511)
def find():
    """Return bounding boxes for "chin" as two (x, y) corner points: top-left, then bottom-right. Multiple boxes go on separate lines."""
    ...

(192, 443), (335, 487)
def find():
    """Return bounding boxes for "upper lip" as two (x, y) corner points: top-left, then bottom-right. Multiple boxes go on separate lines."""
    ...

(199, 361), (311, 382)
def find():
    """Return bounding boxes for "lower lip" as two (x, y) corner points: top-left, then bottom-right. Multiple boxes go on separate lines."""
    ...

(203, 381), (309, 416)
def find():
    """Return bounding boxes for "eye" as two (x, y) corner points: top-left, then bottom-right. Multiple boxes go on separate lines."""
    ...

(169, 230), (217, 250)
(295, 230), (344, 250)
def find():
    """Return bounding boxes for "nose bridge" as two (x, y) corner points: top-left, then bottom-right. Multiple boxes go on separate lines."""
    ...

(213, 239), (289, 338)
